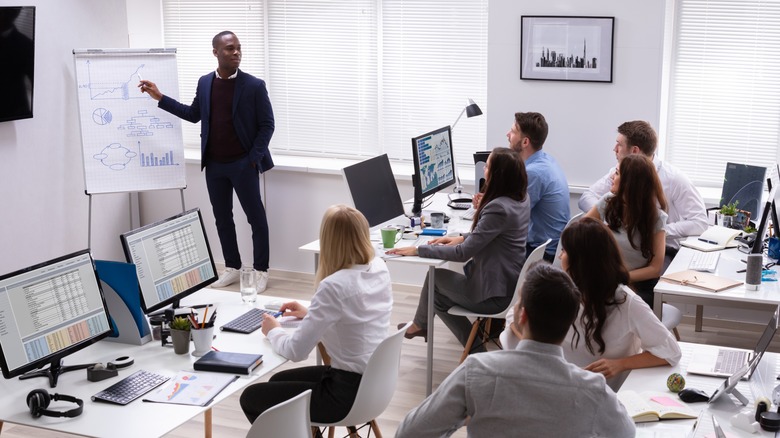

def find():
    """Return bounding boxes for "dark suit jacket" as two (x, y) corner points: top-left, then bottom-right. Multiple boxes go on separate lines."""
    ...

(158, 69), (275, 172)
(417, 196), (530, 302)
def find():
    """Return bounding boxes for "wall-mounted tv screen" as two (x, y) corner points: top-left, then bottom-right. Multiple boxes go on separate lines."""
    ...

(0, 6), (35, 123)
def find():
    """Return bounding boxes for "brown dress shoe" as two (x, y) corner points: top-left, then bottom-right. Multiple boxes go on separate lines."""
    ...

(397, 322), (427, 342)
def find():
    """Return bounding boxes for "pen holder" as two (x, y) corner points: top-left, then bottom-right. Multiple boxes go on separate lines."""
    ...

(191, 326), (215, 357)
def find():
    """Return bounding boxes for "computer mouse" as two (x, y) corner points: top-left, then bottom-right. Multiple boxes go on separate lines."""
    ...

(678, 387), (710, 403)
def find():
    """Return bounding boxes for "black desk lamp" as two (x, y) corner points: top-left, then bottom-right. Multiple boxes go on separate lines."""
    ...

(449, 99), (483, 201)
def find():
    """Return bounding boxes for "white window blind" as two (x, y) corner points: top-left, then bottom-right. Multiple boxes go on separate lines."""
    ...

(381, 1), (488, 166)
(162, 0), (266, 149)
(161, 0), (487, 164)
(666, 0), (780, 187)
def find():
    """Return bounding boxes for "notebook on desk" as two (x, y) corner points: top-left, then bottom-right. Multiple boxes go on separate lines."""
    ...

(687, 306), (779, 379)
(680, 226), (742, 252)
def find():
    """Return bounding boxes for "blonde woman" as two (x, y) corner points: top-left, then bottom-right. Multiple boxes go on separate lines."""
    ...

(239, 205), (393, 424)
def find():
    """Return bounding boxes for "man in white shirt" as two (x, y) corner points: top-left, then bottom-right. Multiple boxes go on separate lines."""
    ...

(395, 264), (635, 438)
(578, 121), (707, 253)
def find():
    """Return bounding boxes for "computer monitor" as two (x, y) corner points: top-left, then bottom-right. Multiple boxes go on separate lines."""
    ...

(412, 126), (456, 199)
(750, 185), (777, 254)
(721, 162), (767, 221)
(0, 249), (113, 387)
(342, 154), (405, 228)
(120, 208), (217, 314)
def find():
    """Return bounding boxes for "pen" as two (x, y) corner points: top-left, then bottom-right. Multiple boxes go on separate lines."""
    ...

(137, 72), (143, 82)
(273, 311), (283, 318)
(211, 345), (220, 352)
(698, 238), (718, 245)
(201, 307), (208, 329)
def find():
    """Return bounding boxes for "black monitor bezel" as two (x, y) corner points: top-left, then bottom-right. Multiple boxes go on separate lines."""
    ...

(750, 185), (777, 254)
(120, 208), (218, 314)
(0, 6), (35, 123)
(0, 249), (113, 380)
(411, 125), (456, 199)
(342, 154), (406, 228)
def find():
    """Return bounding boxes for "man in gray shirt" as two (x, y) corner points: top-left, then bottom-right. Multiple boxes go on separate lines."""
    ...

(395, 264), (635, 438)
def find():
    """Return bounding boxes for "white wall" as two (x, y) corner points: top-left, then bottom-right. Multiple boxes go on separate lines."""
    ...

(487, 0), (665, 188)
(0, 1), (131, 273)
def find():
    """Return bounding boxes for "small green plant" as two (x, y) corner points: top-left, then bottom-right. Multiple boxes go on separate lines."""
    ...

(719, 200), (739, 216)
(744, 225), (757, 234)
(169, 316), (191, 331)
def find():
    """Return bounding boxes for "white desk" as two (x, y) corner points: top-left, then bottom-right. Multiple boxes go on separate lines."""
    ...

(300, 193), (472, 396)
(654, 246), (780, 331)
(0, 290), (289, 438)
(622, 342), (779, 437)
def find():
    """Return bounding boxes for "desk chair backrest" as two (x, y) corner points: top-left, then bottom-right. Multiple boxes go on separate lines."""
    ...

(505, 239), (551, 317)
(246, 389), (312, 438)
(311, 322), (410, 434)
(552, 213), (584, 269)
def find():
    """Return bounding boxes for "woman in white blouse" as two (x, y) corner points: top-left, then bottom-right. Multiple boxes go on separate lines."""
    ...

(239, 205), (393, 424)
(501, 217), (680, 391)
(559, 217), (680, 390)
(584, 154), (668, 309)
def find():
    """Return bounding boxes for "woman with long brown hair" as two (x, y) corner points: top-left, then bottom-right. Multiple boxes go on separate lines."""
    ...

(388, 147), (530, 352)
(584, 153), (668, 308)
(558, 217), (680, 390)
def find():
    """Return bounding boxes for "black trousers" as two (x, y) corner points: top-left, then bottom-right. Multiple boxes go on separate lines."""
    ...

(239, 365), (362, 425)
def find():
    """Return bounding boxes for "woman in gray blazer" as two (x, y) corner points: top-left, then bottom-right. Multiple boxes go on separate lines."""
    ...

(387, 147), (530, 351)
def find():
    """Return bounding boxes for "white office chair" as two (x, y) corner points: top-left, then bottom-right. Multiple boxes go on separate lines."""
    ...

(552, 212), (584, 268)
(662, 303), (682, 341)
(311, 322), (410, 438)
(246, 389), (312, 438)
(448, 240), (551, 364)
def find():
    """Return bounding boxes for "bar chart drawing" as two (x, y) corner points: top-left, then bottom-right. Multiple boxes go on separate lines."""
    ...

(138, 141), (179, 167)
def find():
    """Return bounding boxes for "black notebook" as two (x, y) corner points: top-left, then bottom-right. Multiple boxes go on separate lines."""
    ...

(193, 351), (263, 375)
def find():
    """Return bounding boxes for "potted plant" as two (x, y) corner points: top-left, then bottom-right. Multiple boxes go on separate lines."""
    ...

(718, 201), (739, 229)
(169, 316), (191, 354)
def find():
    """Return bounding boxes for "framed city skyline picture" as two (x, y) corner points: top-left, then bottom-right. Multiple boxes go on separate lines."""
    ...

(520, 16), (614, 83)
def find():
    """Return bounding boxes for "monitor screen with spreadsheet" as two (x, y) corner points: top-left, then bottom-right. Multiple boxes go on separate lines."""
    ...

(0, 249), (113, 386)
(120, 208), (217, 314)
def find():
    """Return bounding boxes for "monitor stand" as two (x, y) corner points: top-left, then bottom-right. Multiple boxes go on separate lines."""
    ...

(19, 358), (96, 388)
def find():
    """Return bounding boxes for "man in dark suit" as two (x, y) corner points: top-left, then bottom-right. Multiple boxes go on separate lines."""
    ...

(140, 31), (275, 291)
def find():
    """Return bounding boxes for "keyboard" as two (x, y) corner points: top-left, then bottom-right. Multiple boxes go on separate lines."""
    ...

(447, 201), (471, 210)
(220, 307), (277, 334)
(460, 207), (476, 220)
(91, 370), (169, 405)
(688, 251), (721, 272)
(714, 349), (748, 374)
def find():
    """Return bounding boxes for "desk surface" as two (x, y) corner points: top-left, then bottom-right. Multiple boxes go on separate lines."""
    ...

(623, 342), (779, 437)
(654, 247), (780, 323)
(0, 290), (290, 438)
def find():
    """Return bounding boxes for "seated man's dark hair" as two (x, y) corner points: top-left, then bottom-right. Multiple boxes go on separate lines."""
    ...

(520, 264), (581, 344)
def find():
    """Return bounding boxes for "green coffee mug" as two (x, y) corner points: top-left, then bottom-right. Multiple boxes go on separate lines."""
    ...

(381, 226), (402, 249)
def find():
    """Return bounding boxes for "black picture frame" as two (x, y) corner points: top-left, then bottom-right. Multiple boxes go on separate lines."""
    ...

(520, 15), (614, 83)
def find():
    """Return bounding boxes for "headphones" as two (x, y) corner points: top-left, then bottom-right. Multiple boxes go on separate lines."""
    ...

(26, 389), (83, 418)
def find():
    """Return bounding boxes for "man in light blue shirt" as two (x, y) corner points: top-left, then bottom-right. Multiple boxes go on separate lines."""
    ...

(507, 112), (569, 261)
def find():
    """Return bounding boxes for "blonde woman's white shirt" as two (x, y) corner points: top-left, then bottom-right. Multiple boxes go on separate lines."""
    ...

(562, 285), (681, 390)
(267, 257), (393, 374)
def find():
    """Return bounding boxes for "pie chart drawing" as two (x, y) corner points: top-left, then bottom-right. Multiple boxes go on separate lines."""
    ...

(92, 108), (113, 125)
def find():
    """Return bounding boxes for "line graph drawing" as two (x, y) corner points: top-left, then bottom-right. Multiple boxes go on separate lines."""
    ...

(117, 109), (174, 137)
(93, 143), (137, 171)
(78, 61), (149, 101)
